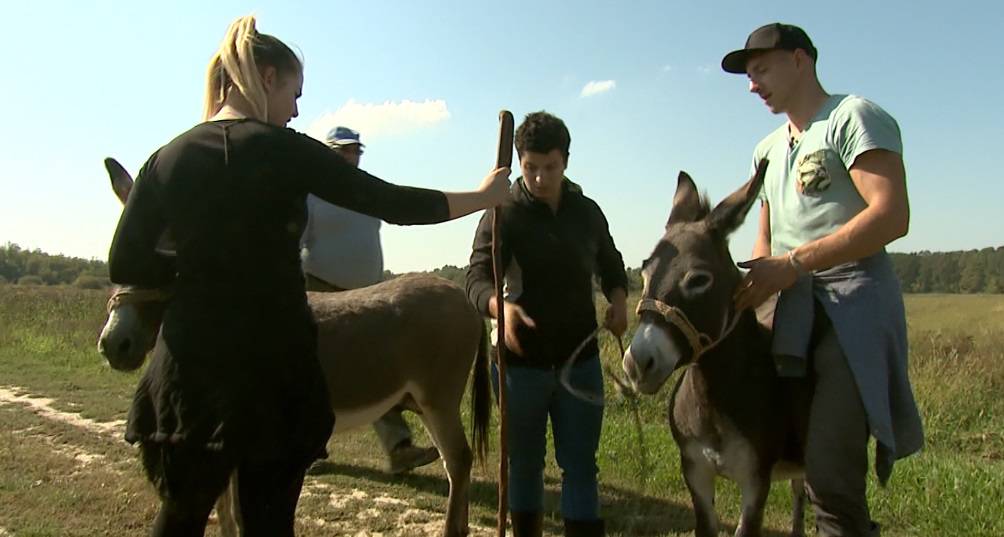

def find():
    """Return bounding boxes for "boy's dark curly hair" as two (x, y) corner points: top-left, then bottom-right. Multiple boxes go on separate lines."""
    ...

(515, 111), (570, 162)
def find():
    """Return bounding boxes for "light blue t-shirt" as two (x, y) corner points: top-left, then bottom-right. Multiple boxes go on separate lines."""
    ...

(753, 94), (903, 255)
(755, 96), (923, 481)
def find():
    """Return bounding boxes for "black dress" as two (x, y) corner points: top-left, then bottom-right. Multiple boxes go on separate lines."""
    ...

(109, 119), (450, 466)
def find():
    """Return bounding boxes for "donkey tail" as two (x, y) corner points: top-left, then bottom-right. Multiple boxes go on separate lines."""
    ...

(470, 320), (492, 467)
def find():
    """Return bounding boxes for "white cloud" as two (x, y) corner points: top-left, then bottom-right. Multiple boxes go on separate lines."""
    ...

(580, 80), (616, 98)
(306, 99), (450, 142)
(662, 64), (673, 72)
(697, 65), (713, 75)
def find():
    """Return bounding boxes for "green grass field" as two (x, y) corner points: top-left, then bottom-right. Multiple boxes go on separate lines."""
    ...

(0, 285), (1001, 536)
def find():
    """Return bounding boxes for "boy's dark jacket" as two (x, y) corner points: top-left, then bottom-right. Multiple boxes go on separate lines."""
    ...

(466, 177), (628, 368)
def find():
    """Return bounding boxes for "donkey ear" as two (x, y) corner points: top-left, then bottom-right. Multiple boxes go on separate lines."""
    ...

(105, 158), (134, 205)
(667, 171), (707, 227)
(707, 158), (769, 237)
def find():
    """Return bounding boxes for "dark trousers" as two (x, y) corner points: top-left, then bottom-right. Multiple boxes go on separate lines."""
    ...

(143, 442), (310, 537)
(805, 308), (878, 537)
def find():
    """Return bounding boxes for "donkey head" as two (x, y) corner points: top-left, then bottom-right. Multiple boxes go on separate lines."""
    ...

(98, 287), (169, 371)
(622, 161), (767, 394)
(96, 158), (172, 371)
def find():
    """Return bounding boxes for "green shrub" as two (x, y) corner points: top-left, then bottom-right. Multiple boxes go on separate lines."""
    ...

(16, 275), (44, 286)
(73, 274), (108, 290)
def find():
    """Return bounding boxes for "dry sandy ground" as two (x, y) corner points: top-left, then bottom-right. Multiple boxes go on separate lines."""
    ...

(0, 385), (494, 536)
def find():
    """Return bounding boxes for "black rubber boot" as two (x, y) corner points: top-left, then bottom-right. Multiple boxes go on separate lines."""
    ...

(563, 518), (605, 537)
(511, 511), (543, 537)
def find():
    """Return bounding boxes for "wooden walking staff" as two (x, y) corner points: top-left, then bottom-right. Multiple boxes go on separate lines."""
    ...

(492, 110), (514, 537)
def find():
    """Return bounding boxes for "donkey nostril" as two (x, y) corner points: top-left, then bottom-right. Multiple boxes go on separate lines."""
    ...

(117, 338), (132, 356)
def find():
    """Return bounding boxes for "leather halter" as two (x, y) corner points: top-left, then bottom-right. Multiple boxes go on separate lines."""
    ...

(635, 298), (740, 362)
(106, 286), (173, 313)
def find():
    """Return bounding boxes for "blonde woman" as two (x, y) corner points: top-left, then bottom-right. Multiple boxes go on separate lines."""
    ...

(108, 15), (510, 536)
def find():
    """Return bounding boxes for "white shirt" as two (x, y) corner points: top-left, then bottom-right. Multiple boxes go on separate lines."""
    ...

(301, 194), (383, 289)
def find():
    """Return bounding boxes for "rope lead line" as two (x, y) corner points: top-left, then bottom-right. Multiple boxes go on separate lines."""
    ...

(559, 327), (649, 534)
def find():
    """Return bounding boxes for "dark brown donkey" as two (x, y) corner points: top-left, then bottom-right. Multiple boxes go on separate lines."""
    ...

(621, 163), (811, 537)
(97, 159), (490, 537)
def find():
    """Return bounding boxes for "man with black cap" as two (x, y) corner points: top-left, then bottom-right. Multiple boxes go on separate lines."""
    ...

(724, 23), (924, 537)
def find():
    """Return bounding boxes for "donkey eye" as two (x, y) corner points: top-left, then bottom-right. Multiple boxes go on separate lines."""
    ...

(682, 270), (714, 296)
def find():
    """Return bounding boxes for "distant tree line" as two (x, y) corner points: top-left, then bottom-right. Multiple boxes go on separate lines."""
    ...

(3, 242), (1002, 294)
(417, 249), (1004, 295)
(889, 248), (1004, 293)
(0, 243), (109, 289)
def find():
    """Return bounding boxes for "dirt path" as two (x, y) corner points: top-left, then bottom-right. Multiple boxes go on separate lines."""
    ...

(0, 386), (125, 438)
(0, 385), (494, 536)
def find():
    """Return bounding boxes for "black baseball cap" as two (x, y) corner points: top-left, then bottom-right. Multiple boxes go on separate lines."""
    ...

(721, 23), (818, 74)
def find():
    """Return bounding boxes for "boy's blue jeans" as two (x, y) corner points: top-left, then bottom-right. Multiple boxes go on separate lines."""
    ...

(492, 355), (604, 520)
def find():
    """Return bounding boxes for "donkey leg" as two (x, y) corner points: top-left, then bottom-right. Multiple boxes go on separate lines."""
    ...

(733, 470), (771, 537)
(790, 479), (806, 537)
(681, 449), (718, 537)
(419, 409), (472, 537)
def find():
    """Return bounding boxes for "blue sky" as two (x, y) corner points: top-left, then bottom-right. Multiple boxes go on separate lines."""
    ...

(2, 0), (1001, 273)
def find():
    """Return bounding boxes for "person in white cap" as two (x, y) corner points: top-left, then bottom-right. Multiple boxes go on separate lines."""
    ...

(302, 126), (440, 475)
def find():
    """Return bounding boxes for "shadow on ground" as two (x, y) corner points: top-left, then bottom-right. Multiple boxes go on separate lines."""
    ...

(309, 461), (797, 537)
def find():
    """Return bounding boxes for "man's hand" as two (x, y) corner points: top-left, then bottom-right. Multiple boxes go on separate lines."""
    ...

(489, 296), (536, 356)
(733, 255), (798, 311)
(604, 288), (628, 338)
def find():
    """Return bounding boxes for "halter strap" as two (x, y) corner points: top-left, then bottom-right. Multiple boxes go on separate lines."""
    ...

(635, 298), (740, 362)
(106, 286), (173, 314)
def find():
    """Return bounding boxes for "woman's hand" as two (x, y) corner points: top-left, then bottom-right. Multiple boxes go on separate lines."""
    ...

(479, 167), (512, 207)
(445, 167), (512, 219)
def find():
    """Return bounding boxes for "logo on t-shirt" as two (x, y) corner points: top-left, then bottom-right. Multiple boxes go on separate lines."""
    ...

(796, 149), (833, 195)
